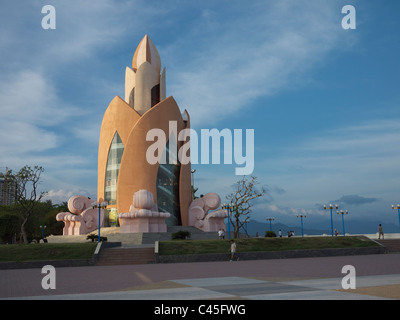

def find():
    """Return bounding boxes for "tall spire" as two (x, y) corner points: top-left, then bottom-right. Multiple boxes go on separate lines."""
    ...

(132, 34), (161, 74)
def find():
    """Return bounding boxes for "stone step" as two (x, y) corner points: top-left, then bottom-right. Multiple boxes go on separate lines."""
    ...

(96, 247), (155, 266)
(375, 239), (400, 252)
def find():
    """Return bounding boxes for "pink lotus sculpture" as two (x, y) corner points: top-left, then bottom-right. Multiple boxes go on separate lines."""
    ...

(56, 195), (104, 235)
(118, 189), (171, 233)
(188, 193), (227, 232)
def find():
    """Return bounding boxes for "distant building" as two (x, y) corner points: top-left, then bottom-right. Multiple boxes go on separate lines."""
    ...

(0, 169), (17, 205)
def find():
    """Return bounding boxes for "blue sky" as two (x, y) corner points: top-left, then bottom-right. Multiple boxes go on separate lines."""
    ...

(0, 0), (399, 229)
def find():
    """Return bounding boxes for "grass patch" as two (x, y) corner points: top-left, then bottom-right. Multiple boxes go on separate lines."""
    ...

(159, 236), (378, 256)
(0, 243), (98, 262)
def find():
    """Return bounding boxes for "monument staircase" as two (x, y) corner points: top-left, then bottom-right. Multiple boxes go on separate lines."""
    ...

(375, 239), (400, 253)
(96, 246), (155, 266)
(95, 226), (221, 266)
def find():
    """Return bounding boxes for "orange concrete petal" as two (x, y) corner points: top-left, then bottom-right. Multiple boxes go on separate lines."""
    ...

(97, 95), (140, 204)
(117, 96), (191, 224)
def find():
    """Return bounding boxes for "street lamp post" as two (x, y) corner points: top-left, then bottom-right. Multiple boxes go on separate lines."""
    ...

(337, 210), (348, 236)
(191, 169), (196, 200)
(92, 201), (108, 243)
(392, 204), (400, 230)
(323, 204), (338, 238)
(222, 203), (234, 240)
(39, 225), (46, 240)
(296, 215), (306, 239)
(266, 218), (275, 231)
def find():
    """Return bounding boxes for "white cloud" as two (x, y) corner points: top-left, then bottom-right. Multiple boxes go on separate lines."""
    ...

(0, 70), (70, 125)
(0, 1), (147, 66)
(292, 119), (400, 176)
(0, 71), (68, 157)
(257, 203), (322, 217)
(256, 117), (400, 222)
(303, 119), (400, 155)
(44, 188), (94, 205)
(194, 118), (400, 222)
(0, 69), (96, 185)
(166, 0), (345, 126)
(0, 122), (57, 153)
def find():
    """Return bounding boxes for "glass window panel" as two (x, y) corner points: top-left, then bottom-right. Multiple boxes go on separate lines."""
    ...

(156, 139), (181, 226)
(104, 132), (124, 209)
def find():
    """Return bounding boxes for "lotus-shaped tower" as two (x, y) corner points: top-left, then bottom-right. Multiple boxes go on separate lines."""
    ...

(97, 35), (191, 227)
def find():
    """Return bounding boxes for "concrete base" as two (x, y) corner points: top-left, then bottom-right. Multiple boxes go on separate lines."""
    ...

(46, 226), (220, 246)
(47, 227), (143, 245)
(119, 217), (168, 233)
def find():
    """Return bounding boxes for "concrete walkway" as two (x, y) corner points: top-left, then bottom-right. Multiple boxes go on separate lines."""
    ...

(1, 253), (400, 300)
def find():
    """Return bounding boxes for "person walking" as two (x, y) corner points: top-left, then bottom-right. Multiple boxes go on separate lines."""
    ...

(229, 240), (239, 261)
(378, 224), (384, 239)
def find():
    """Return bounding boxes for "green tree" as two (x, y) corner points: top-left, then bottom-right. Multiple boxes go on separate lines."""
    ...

(44, 201), (67, 236)
(5, 166), (47, 243)
(226, 176), (265, 238)
(0, 206), (19, 243)
(27, 200), (66, 241)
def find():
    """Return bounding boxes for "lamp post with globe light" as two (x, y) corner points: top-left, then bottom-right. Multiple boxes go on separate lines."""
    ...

(337, 210), (348, 236)
(191, 169), (196, 200)
(39, 225), (46, 240)
(323, 204), (338, 238)
(222, 203), (234, 240)
(266, 218), (275, 232)
(392, 204), (400, 231)
(296, 215), (306, 239)
(91, 201), (108, 242)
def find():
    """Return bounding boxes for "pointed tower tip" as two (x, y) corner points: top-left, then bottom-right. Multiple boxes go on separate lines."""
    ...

(132, 34), (161, 74)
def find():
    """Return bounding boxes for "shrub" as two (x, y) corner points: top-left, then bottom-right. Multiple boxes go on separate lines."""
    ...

(172, 230), (191, 240)
(86, 234), (107, 242)
(87, 234), (96, 242)
(265, 231), (276, 238)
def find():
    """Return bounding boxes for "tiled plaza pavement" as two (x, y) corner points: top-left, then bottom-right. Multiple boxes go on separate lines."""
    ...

(1, 253), (400, 300)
